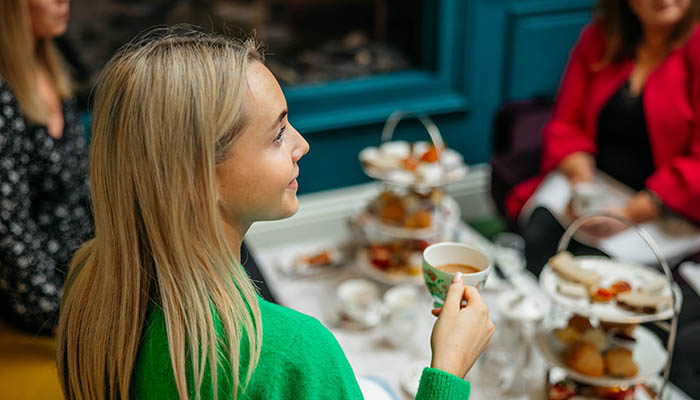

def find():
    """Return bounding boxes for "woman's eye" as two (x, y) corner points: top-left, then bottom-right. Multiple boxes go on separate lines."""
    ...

(274, 125), (287, 144)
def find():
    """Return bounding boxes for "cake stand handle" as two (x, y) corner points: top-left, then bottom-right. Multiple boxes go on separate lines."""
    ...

(556, 212), (680, 399)
(557, 213), (672, 282)
(380, 110), (445, 154)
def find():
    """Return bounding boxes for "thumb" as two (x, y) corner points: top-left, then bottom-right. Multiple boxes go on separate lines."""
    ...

(442, 272), (464, 314)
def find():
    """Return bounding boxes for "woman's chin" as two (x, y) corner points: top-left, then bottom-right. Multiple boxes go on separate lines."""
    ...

(270, 196), (299, 221)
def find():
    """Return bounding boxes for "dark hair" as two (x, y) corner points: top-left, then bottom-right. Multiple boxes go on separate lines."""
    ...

(594, 0), (700, 67)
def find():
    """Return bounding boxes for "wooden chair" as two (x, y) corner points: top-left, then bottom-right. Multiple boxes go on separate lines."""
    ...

(0, 321), (62, 399)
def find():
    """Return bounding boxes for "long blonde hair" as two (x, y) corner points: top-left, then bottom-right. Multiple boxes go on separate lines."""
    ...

(0, 0), (71, 124)
(56, 28), (263, 400)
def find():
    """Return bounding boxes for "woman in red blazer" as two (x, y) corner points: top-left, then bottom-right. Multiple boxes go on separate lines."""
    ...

(509, 0), (700, 266)
(510, 3), (700, 396)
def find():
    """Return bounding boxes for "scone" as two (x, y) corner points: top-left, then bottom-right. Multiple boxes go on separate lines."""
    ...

(604, 347), (638, 378)
(580, 328), (607, 351)
(564, 342), (605, 377)
(568, 315), (593, 332)
(554, 326), (581, 345)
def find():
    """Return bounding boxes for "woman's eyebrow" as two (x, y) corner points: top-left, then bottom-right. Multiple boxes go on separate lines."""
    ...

(268, 110), (288, 131)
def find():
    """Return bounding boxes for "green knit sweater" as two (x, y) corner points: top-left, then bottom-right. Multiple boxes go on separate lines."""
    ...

(131, 296), (471, 399)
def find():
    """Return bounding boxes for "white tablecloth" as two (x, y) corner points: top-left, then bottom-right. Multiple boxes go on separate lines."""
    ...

(246, 222), (692, 400)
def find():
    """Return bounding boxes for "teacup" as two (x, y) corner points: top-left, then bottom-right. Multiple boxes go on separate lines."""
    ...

(571, 182), (603, 216)
(422, 242), (491, 308)
(335, 278), (382, 327)
(379, 284), (421, 348)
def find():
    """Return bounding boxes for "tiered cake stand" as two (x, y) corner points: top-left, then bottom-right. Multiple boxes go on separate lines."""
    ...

(536, 213), (683, 399)
(351, 110), (467, 285)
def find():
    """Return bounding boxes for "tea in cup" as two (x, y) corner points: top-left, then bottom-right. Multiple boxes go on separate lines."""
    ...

(422, 242), (491, 308)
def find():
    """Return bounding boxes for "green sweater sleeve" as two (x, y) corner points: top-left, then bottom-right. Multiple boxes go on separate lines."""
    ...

(416, 368), (471, 399)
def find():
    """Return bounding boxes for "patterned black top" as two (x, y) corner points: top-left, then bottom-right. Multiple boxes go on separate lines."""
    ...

(0, 76), (93, 334)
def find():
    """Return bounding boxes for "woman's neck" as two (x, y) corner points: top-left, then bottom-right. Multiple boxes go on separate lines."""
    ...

(223, 221), (249, 262)
(641, 25), (673, 53)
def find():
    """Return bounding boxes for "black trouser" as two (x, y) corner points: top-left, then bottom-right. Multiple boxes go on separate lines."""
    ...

(522, 207), (608, 276)
(670, 320), (700, 399)
(522, 206), (700, 397)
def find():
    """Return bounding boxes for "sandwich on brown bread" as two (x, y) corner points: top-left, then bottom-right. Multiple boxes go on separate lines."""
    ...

(616, 290), (671, 314)
(549, 251), (601, 287)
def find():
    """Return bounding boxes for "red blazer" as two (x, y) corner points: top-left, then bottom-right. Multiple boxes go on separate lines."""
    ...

(506, 23), (700, 224)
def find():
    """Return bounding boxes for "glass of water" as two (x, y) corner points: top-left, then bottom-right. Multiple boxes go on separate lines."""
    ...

(492, 232), (526, 279)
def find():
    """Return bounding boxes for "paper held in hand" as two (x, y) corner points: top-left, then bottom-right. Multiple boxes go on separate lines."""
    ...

(519, 171), (700, 266)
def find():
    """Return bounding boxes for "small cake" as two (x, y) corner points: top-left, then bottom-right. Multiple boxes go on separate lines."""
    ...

(385, 170), (415, 185)
(604, 348), (638, 378)
(380, 141), (411, 159)
(416, 163), (442, 185)
(568, 315), (593, 332)
(564, 342), (605, 377)
(580, 329), (607, 352)
(554, 326), (581, 345)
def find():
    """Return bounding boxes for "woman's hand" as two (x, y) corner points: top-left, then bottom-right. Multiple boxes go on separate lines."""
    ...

(578, 191), (661, 239)
(559, 152), (595, 185)
(623, 191), (661, 223)
(429, 273), (495, 379)
(578, 209), (630, 238)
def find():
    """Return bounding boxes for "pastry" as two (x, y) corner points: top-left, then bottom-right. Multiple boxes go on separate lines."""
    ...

(549, 251), (601, 287)
(617, 290), (672, 314)
(558, 281), (588, 299)
(564, 342), (605, 377)
(580, 328), (607, 351)
(404, 210), (432, 228)
(589, 286), (615, 302)
(379, 201), (405, 223)
(594, 386), (636, 400)
(640, 274), (667, 294)
(568, 315), (593, 332)
(380, 141), (411, 159)
(610, 280), (632, 295)
(554, 326), (581, 345)
(604, 347), (638, 378)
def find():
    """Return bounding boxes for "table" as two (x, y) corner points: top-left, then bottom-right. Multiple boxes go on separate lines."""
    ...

(246, 222), (693, 400)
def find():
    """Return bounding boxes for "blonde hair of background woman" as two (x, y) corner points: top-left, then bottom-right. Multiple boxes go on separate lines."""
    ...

(0, 0), (71, 124)
(56, 29), (263, 400)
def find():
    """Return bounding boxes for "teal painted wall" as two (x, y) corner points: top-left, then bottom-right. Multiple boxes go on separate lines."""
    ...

(289, 0), (594, 194)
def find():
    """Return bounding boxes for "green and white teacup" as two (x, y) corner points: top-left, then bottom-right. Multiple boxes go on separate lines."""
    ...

(422, 242), (491, 308)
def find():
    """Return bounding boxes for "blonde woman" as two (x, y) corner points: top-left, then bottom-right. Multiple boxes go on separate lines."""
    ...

(57, 28), (494, 399)
(0, 0), (93, 334)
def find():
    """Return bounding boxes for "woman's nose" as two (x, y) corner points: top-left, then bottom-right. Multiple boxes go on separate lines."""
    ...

(291, 127), (309, 161)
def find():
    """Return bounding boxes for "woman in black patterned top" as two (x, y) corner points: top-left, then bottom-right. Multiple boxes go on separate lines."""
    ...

(0, 0), (93, 334)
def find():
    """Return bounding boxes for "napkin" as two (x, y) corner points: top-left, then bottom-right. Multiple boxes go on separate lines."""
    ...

(357, 376), (399, 400)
